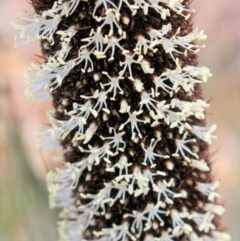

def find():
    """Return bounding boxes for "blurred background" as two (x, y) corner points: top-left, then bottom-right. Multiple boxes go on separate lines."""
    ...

(0, 0), (239, 240)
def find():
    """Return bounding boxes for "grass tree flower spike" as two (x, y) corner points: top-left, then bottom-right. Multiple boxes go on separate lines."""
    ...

(15, 0), (231, 240)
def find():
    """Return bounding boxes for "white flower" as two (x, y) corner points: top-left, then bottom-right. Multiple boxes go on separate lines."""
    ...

(189, 212), (215, 233)
(175, 28), (206, 53)
(46, 160), (88, 208)
(127, 167), (150, 196)
(76, 47), (94, 72)
(37, 124), (59, 149)
(73, 122), (98, 144)
(95, 8), (122, 36)
(14, 12), (61, 45)
(42, 57), (76, 91)
(148, 24), (172, 43)
(57, 26), (77, 41)
(119, 51), (142, 79)
(24, 67), (51, 102)
(119, 110), (145, 139)
(101, 72), (124, 99)
(81, 90), (109, 114)
(111, 180), (129, 204)
(166, 0), (194, 19)
(153, 179), (180, 204)
(93, 0), (118, 18)
(103, 33), (126, 61)
(106, 156), (132, 176)
(196, 181), (221, 202)
(147, 1), (170, 19)
(77, 206), (96, 229)
(164, 109), (187, 132)
(81, 28), (105, 53)
(153, 74), (174, 96)
(174, 132), (198, 162)
(170, 209), (192, 235)
(189, 159), (210, 172)
(80, 142), (113, 171)
(139, 91), (159, 112)
(101, 128), (126, 152)
(141, 138), (169, 167)
(204, 203), (225, 216)
(79, 184), (113, 215)
(183, 66), (212, 83)
(171, 98), (210, 120)
(158, 64), (211, 93)
(124, 211), (148, 235)
(191, 125), (217, 144)
(143, 169), (166, 186)
(134, 35), (158, 55)
(95, 223), (136, 241)
(142, 202), (166, 227)
(68, 100), (97, 119)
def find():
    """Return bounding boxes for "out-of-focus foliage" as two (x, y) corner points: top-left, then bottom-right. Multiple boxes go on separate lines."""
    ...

(0, 103), (58, 241)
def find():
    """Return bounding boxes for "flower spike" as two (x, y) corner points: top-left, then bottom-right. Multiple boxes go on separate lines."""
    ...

(16, 0), (230, 240)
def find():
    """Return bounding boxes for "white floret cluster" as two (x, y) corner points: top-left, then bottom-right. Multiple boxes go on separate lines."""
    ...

(15, 0), (230, 240)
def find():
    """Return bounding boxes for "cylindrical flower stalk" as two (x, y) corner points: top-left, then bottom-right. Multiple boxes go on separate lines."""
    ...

(15, 0), (231, 240)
